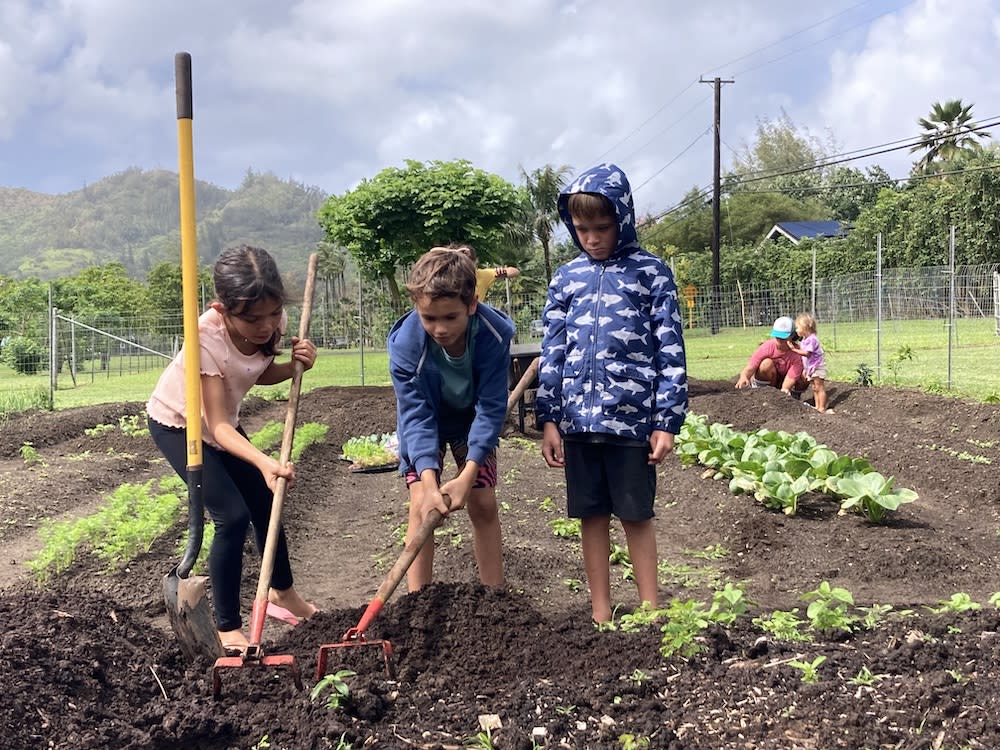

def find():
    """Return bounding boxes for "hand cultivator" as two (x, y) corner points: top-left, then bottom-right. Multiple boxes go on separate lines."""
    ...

(315, 499), (448, 680)
(212, 251), (318, 697)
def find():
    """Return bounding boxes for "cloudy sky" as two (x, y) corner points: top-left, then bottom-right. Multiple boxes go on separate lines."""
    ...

(1, 0), (998, 221)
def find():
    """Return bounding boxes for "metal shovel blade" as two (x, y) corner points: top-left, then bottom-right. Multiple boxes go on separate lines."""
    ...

(163, 566), (224, 661)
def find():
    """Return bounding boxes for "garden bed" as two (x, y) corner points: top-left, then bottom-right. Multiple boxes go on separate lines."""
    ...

(1, 380), (999, 748)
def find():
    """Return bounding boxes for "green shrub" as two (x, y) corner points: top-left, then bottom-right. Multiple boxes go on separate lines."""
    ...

(2, 336), (44, 375)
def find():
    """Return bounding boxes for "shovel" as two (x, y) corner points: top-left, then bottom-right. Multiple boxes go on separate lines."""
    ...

(162, 51), (224, 662)
(315, 495), (449, 680)
(211, 251), (318, 697)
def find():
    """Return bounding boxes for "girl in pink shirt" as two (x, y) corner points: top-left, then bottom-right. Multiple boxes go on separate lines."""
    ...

(147, 245), (317, 651)
(791, 313), (831, 414)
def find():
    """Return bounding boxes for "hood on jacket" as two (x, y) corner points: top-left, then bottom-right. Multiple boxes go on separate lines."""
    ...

(557, 162), (638, 259)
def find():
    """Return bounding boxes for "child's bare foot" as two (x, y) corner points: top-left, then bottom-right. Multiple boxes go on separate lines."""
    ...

(268, 587), (318, 620)
(219, 629), (249, 653)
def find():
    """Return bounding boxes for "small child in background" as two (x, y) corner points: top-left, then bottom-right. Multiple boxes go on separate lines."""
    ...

(449, 242), (521, 302)
(791, 313), (832, 414)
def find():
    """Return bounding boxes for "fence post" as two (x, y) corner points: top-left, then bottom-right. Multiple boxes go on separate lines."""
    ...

(947, 226), (956, 389)
(49, 304), (57, 408)
(876, 233), (882, 380)
(994, 272), (999, 336)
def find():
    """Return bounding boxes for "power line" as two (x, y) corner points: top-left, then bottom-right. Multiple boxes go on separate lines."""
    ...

(732, 2), (914, 77)
(642, 160), (1000, 234)
(610, 2), (914, 191)
(705, 0), (882, 75)
(631, 129), (712, 192)
(638, 115), (1000, 226)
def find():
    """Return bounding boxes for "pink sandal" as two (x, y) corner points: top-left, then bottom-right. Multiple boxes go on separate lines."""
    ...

(265, 602), (301, 626)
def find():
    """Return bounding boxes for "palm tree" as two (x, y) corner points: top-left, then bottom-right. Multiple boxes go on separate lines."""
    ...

(520, 164), (573, 281)
(910, 99), (991, 175)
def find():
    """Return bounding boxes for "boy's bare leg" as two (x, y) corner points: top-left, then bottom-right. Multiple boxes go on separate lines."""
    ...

(581, 515), (613, 623)
(621, 519), (659, 609)
(813, 378), (828, 412)
(467, 487), (503, 586)
(405, 484), (435, 591)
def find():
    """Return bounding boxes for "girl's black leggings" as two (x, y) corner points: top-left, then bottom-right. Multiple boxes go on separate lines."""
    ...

(149, 418), (294, 631)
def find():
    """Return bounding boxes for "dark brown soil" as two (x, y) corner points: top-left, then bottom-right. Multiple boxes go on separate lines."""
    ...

(1, 380), (999, 749)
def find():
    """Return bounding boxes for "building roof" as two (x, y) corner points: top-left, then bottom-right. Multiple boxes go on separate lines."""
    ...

(764, 220), (846, 245)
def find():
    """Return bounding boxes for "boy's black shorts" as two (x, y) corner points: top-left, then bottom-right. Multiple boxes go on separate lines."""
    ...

(563, 438), (656, 521)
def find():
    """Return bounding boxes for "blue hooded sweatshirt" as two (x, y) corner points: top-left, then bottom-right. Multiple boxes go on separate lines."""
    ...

(388, 302), (515, 476)
(535, 162), (688, 439)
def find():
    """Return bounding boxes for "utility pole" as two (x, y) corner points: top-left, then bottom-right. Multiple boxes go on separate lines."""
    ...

(700, 76), (733, 334)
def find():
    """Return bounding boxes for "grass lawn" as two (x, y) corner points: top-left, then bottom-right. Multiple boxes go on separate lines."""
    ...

(1, 319), (997, 415)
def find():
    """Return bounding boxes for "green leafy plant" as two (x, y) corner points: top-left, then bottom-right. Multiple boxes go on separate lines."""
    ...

(706, 582), (748, 624)
(119, 414), (149, 437)
(251, 735), (271, 750)
(464, 727), (495, 749)
(562, 577), (583, 592)
(253, 420), (329, 461)
(310, 669), (356, 710)
(340, 432), (398, 467)
(885, 345), (914, 385)
(848, 666), (886, 686)
(929, 592), (981, 614)
(290, 422), (328, 461)
(801, 581), (857, 632)
(27, 476), (187, 582)
(250, 421), (284, 452)
(752, 609), (813, 643)
(628, 668), (650, 685)
(788, 655), (826, 683)
(686, 544), (729, 560)
(84, 422), (116, 437)
(835, 471), (918, 523)
(854, 362), (874, 386)
(678, 413), (916, 520)
(619, 734), (650, 749)
(19, 441), (41, 465)
(857, 603), (900, 630)
(547, 517), (581, 539)
(538, 496), (556, 512)
(615, 601), (668, 632)
(658, 598), (710, 658)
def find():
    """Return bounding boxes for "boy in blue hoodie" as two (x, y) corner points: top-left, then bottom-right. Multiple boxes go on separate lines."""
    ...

(536, 163), (688, 624)
(387, 246), (515, 591)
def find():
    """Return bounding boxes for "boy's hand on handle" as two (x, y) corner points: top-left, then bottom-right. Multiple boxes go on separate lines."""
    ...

(290, 336), (317, 370)
(648, 430), (674, 465)
(422, 486), (453, 517)
(541, 423), (564, 468)
(439, 470), (476, 513)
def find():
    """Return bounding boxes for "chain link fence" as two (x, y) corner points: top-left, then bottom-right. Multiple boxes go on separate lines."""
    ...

(2, 262), (997, 412)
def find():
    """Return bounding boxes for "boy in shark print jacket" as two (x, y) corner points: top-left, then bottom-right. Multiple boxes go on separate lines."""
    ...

(536, 162), (688, 624)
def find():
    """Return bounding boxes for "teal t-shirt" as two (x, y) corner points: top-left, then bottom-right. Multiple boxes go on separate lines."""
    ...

(431, 317), (478, 412)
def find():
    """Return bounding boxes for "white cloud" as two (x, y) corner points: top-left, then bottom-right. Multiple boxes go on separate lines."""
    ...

(1, 0), (998, 221)
(818, 0), (1000, 178)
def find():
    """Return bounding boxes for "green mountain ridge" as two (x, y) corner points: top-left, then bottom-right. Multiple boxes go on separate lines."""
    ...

(0, 167), (327, 281)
